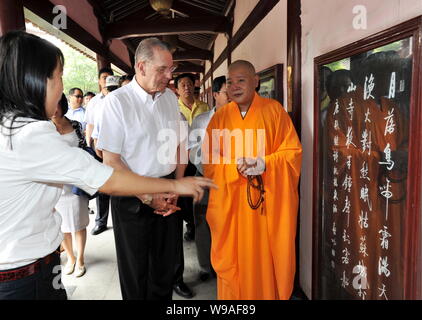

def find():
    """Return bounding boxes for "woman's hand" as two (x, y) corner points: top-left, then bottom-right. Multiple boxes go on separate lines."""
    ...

(172, 177), (217, 203)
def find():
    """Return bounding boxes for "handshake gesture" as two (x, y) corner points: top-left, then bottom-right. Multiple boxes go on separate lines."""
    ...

(138, 176), (217, 217)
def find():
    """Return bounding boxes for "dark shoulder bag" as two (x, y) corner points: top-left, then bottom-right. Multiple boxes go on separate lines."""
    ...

(70, 120), (100, 200)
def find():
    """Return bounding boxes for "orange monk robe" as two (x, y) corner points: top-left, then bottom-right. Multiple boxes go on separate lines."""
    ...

(202, 93), (302, 300)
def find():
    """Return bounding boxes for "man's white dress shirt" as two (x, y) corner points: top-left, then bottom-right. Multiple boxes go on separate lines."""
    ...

(97, 79), (184, 178)
(65, 106), (86, 131)
(188, 108), (216, 175)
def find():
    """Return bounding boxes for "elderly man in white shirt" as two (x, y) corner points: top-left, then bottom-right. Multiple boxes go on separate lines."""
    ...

(65, 87), (86, 132)
(96, 37), (187, 300)
(84, 67), (114, 236)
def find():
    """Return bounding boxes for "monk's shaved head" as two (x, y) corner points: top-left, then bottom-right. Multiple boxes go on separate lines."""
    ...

(228, 60), (256, 76)
(226, 60), (259, 111)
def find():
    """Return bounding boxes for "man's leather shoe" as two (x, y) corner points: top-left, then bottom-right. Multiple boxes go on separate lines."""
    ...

(198, 271), (211, 282)
(91, 225), (107, 235)
(183, 223), (195, 241)
(173, 282), (194, 299)
(198, 270), (216, 282)
(183, 230), (195, 241)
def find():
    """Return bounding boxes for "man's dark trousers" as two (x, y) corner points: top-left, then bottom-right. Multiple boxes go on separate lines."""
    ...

(111, 195), (181, 300)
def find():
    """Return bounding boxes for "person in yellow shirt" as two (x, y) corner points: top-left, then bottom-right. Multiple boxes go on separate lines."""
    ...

(175, 73), (210, 126)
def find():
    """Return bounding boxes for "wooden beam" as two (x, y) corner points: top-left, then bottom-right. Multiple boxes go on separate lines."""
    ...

(174, 62), (204, 74)
(113, 4), (156, 23)
(105, 16), (231, 40)
(177, 40), (212, 56)
(96, 53), (111, 70)
(86, 0), (107, 22)
(202, 0), (280, 85)
(122, 39), (136, 55)
(223, 0), (236, 17)
(173, 50), (212, 62)
(0, 0), (25, 35)
(287, 0), (302, 134)
(207, 0), (236, 51)
(23, 0), (132, 74)
(171, 1), (220, 18)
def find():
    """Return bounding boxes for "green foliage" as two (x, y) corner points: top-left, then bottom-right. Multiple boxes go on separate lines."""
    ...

(325, 58), (351, 72)
(57, 42), (99, 95)
(372, 40), (402, 54)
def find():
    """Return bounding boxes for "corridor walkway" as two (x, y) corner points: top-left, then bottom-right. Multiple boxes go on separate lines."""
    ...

(61, 200), (217, 300)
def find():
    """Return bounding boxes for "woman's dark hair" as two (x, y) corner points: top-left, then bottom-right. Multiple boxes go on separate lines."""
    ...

(326, 69), (353, 100)
(0, 30), (64, 132)
(69, 87), (83, 96)
(59, 93), (69, 117)
(98, 67), (113, 79)
(212, 76), (226, 93)
(119, 74), (134, 86)
(174, 73), (196, 89)
(84, 92), (95, 98)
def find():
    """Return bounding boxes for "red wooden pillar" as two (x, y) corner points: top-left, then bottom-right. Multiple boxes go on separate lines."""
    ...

(96, 53), (111, 71)
(96, 52), (111, 91)
(287, 0), (305, 300)
(0, 0), (25, 36)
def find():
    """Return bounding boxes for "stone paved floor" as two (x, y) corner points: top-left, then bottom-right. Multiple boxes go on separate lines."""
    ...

(61, 200), (216, 300)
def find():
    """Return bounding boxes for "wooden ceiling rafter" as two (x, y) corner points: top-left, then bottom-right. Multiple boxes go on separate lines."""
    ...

(179, 0), (222, 15)
(104, 16), (232, 40)
(86, 0), (234, 75)
(23, 0), (132, 73)
(173, 49), (212, 62)
(174, 61), (205, 74)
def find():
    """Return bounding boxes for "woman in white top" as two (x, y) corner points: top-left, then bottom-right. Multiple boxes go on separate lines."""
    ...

(0, 31), (215, 300)
(51, 95), (90, 278)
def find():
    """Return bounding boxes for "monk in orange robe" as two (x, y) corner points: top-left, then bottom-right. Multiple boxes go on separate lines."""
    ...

(202, 60), (302, 300)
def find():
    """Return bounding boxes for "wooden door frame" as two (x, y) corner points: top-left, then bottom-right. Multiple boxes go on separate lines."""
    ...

(312, 16), (422, 300)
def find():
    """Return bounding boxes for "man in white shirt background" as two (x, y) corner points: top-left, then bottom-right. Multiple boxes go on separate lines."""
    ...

(84, 67), (114, 236)
(96, 37), (187, 300)
(188, 75), (229, 282)
(83, 91), (95, 109)
(65, 87), (86, 132)
(91, 75), (121, 158)
(84, 67), (114, 148)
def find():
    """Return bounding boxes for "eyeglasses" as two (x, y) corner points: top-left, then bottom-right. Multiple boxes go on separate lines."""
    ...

(147, 61), (177, 75)
(72, 95), (83, 99)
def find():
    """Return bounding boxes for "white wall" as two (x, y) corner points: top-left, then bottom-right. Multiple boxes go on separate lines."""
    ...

(232, 0), (287, 104)
(204, 0), (287, 104)
(213, 60), (228, 79)
(233, 0), (260, 34)
(214, 33), (227, 61)
(300, 0), (422, 299)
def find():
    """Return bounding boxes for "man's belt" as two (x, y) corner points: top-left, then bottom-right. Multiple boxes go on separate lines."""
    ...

(0, 250), (59, 283)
